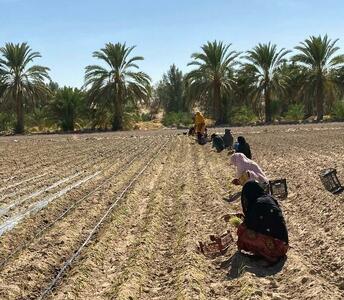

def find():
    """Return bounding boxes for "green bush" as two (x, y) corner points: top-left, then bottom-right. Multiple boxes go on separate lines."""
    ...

(231, 106), (257, 125)
(285, 103), (304, 121)
(162, 112), (192, 127)
(26, 108), (53, 131)
(123, 111), (141, 130)
(0, 112), (15, 133)
(271, 99), (283, 118)
(140, 112), (152, 122)
(331, 100), (344, 121)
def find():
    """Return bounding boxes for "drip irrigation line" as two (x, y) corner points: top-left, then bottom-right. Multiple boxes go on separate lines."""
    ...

(0, 140), (159, 270)
(0, 140), (147, 225)
(37, 139), (169, 300)
(0, 136), (140, 193)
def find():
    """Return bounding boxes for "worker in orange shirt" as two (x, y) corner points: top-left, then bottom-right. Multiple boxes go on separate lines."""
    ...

(194, 111), (205, 135)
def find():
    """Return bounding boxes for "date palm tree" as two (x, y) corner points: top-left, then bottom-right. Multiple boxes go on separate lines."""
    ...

(84, 42), (151, 130)
(0, 42), (50, 133)
(50, 87), (85, 131)
(293, 35), (344, 121)
(233, 64), (257, 108)
(186, 41), (239, 124)
(245, 43), (290, 123)
(157, 64), (186, 113)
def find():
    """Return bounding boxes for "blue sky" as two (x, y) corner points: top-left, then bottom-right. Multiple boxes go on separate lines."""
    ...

(1, 0), (344, 87)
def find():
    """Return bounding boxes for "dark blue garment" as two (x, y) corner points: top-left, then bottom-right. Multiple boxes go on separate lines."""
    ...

(212, 135), (224, 152)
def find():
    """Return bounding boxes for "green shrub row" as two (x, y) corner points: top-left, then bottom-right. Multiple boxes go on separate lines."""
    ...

(162, 112), (192, 127)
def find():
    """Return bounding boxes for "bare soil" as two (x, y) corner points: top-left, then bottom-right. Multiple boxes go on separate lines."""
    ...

(0, 123), (343, 300)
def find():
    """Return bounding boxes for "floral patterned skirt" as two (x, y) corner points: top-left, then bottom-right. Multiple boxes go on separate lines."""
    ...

(237, 223), (288, 263)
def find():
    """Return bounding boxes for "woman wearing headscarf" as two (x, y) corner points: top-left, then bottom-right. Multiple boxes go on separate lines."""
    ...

(194, 111), (207, 144)
(194, 112), (206, 135)
(235, 136), (252, 159)
(223, 129), (234, 149)
(230, 153), (268, 186)
(225, 181), (289, 263)
(211, 133), (225, 152)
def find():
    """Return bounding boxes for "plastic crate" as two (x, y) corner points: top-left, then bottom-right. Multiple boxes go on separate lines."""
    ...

(319, 168), (343, 194)
(199, 230), (233, 257)
(269, 179), (288, 199)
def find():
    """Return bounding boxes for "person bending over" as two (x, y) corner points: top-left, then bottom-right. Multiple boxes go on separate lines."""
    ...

(235, 136), (252, 159)
(188, 126), (195, 136)
(194, 112), (207, 145)
(211, 133), (225, 152)
(223, 129), (234, 149)
(224, 181), (289, 263)
(194, 112), (206, 136)
(230, 153), (268, 186)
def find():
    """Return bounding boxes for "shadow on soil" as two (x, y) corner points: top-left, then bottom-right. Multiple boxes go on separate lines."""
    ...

(221, 251), (287, 279)
(222, 192), (241, 203)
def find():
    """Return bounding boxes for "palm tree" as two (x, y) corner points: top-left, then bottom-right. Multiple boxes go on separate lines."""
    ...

(245, 43), (290, 123)
(293, 35), (344, 121)
(50, 87), (85, 131)
(186, 41), (239, 124)
(233, 65), (257, 108)
(0, 42), (50, 133)
(84, 42), (151, 130)
(332, 66), (344, 100)
(157, 64), (186, 113)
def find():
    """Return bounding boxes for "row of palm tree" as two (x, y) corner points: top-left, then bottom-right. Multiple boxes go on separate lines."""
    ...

(186, 36), (344, 124)
(0, 42), (151, 133)
(1, 34), (344, 133)
(0, 43), (50, 133)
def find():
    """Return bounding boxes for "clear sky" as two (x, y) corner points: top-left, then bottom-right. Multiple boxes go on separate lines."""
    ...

(1, 0), (344, 87)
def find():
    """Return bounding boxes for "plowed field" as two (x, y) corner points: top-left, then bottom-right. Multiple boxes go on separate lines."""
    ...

(0, 123), (343, 300)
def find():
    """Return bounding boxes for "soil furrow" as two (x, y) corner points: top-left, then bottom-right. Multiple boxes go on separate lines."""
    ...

(0, 139), (167, 299)
(0, 139), (159, 267)
(46, 139), (176, 299)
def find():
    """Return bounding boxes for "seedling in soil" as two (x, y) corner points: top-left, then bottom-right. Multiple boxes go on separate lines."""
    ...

(229, 216), (243, 228)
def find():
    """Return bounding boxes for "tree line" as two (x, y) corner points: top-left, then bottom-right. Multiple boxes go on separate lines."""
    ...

(1, 35), (344, 134)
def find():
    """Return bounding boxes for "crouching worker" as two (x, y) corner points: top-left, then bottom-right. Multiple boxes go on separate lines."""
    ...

(230, 153), (268, 187)
(211, 133), (225, 152)
(235, 136), (252, 159)
(223, 129), (234, 149)
(225, 181), (289, 263)
(194, 112), (206, 143)
(188, 126), (195, 136)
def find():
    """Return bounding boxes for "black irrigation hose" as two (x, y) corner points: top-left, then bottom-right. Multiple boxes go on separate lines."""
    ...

(37, 139), (169, 300)
(0, 139), (159, 270)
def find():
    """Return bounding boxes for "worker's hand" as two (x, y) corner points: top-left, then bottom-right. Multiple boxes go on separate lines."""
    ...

(222, 214), (231, 222)
(234, 213), (245, 219)
(231, 178), (240, 185)
(227, 150), (235, 156)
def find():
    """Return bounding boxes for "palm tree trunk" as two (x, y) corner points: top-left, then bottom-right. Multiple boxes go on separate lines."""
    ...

(265, 86), (272, 123)
(112, 96), (123, 131)
(15, 94), (24, 134)
(70, 109), (75, 131)
(316, 79), (324, 121)
(304, 97), (313, 119)
(213, 83), (222, 125)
